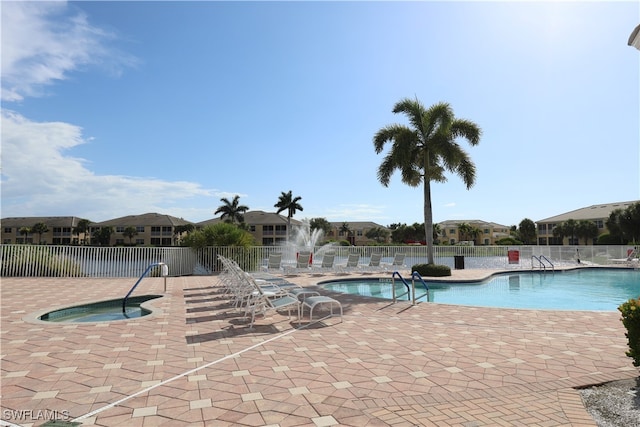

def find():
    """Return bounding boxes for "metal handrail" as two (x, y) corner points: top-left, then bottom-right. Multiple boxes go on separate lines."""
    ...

(410, 271), (430, 305)
(531, 255), (554, 272)
(391, 271), (411, 302)
(122, 262), (168, 312)
(531, 255), (546, 271)
(540, 255), (554, 271)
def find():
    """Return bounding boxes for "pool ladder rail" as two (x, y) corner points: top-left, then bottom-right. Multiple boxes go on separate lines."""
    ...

(391, 271), (430, 305)
(531, 255), (554, 272)
(122, 262), (168, 313)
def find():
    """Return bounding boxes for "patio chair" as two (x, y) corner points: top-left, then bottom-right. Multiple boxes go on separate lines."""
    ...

(382, 253), (406, 271)
(244, 274), (301, 328)
(285, 250), (312, 275)
(337, 253), (360, 273)
(362, 253), (383, 272)
(311, 252), (336, 275)
(261, 253), (283, 274)
(609, 249), (639, 266)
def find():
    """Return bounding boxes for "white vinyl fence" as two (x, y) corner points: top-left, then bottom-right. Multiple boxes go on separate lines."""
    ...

(0, 244), (636, 278)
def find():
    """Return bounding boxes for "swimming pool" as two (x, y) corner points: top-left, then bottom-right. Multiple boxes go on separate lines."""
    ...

(320, 268), (640, 311)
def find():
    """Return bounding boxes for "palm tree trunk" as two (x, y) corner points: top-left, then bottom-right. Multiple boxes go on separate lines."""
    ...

(424, 179), (435, 264)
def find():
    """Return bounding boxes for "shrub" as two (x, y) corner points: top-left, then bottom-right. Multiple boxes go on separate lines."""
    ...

(412, 263), (451, 277)
(619, 297), (640, 367)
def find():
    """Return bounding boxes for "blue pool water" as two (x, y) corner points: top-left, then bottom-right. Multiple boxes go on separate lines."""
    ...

(320, 269), (640, 311)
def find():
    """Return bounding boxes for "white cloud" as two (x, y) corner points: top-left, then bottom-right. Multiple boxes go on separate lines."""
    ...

(1, 1), (136, 101)
(0, 111), (216, 221)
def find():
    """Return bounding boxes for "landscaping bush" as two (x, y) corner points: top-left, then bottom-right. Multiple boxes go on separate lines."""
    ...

(619, 297), (640, 367)
(412, 263), (451, 277)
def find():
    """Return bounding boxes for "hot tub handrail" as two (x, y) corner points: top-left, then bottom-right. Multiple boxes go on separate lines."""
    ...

(123, 262), (168, 312)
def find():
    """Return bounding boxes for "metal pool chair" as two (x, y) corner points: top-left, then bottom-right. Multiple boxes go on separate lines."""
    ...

(285, 250), (312, 275)
(262, 253), (283, 274)
(244, 274), (301, 328)
(363, 253), (383, 273)
(311, 252), (336, 275)
(338, 253), (360, 273)
(382, 253), (406, 271)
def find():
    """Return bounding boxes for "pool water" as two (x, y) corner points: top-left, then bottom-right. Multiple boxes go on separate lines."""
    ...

(39, 295), (162, 322)
(320, 269), (640, 311)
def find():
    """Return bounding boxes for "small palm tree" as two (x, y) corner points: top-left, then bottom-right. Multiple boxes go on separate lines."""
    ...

(374, 97), (481, 264)
(31, 222), (49, 244)
(19, 226), (31, 244)
(73, 219), (91, 245)
(215, 195), (249, 225)
(123, 226), (138, 245)
(274, 190), (303, 241)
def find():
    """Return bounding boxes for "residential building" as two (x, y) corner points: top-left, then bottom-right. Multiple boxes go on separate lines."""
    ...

(438, 220), (511, 246)
(326, 221), (391, 245)
(91, 213), (194, 246)
(198, 211), (301, 246)
(536, 200), (639, 245)
(1, 216), (89, 245)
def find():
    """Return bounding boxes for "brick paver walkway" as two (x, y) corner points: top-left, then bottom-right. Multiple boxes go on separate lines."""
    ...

(1, 269), (638, 426)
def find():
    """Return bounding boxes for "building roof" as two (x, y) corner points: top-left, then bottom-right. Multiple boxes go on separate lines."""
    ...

(0, 216), (86, 228)
(197, 210), (301, 227)
(91, 213), (194, 227)
(537, 200), (639, 223)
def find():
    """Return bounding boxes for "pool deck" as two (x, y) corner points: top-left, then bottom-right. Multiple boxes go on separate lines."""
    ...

(2, 268), (638, 426)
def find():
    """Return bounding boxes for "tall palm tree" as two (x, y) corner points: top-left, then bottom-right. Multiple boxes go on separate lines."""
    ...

(274, 190), (303, 240)
(374, 98), (482, 264)
(215, 195), (249, 225)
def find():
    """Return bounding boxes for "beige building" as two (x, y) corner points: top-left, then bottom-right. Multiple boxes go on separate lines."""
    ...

(536, 200), (639, 245)
(198, 211), (302, 246)
(91, 213), (194, 246)
(438, 220), (511, 246)
(1, 216), (89, 245)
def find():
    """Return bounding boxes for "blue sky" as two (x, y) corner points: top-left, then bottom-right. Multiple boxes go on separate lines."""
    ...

(2, 1), (639, 228)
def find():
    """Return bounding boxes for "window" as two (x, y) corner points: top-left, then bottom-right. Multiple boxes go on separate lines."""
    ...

(275, 225), (286, 235)
(595, 220), (604, 229)
(150, 238), (161, 245)
(263, 225), (274, 235)
(4, 227), (11, 233)
(161, 238), (172, 245)
(135, 239), (144, 245)
(116, 226), (125, 233)
(136, 226), (145, 233)
(249, 225), (256, 232)
(162, 226), (172, 235)
(115, 239), (125, 245)
(449, 229), (456, 234)
(151, 226), (161, 236)
(538, 224), (547, 233)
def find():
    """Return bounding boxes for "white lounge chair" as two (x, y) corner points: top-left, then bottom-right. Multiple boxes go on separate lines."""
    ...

(285, 250), (312, 275)
(261, 253), (283, 274)
(609, 249), (639, 266)
(311, 252), (336, 275)
(337, 253), (360, 273)
(362, 253), (383, 272)
(382, 253), (406, 271)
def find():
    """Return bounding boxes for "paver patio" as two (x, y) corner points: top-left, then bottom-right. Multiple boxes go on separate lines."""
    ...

(1, 269), (638, 426)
